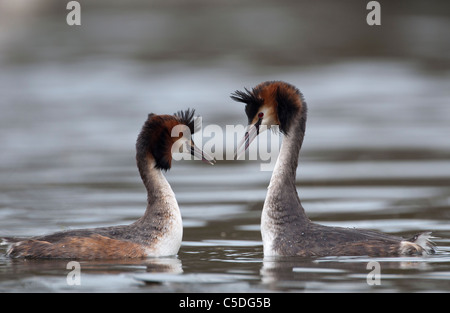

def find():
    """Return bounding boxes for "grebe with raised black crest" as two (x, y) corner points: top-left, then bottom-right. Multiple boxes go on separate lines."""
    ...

(2, 109), (215, 259)
(232, 81), (435, 257)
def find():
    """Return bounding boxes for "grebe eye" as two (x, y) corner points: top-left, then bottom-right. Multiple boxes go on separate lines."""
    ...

(258, 112), (264, 119)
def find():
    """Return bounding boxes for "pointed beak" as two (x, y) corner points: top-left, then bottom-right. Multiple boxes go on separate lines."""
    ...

(188, 140), (216, 165)
(234, 117), (264, 160)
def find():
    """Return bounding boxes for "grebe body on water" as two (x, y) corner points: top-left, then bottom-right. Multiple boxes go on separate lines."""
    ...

(1, 109), (215, 259)
(232, 81), (435, 257)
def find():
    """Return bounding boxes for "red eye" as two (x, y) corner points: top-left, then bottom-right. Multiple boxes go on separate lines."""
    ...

(258, 112), (264, 119)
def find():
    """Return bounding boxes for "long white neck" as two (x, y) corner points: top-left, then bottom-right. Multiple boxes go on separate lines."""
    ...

(264, 122), (308, 219)
(133, 155), (182, 255)
(269, 131), (301, 193)
(261, 114), (309, 254)
(143, 161), (179, 217)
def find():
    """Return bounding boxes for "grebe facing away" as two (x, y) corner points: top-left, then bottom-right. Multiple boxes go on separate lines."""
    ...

(232, 81), (436, 257)
(2, 109), (215, 259)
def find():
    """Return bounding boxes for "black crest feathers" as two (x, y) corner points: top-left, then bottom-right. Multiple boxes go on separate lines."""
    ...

(174, 108), (199, 135)
(136, 109), (200, 173)
(230, 88), (263, 125)
(232, 81), (307, 135)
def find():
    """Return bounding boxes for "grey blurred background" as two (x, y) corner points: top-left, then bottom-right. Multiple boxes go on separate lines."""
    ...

(1, 0), (449, 203)
(1, 0), (450, 211)
(1, 0), (449, 162)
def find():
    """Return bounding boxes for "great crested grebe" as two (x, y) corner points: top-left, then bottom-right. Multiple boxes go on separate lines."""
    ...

(232, 81), (436, 257)
(2, 109), (215, 259)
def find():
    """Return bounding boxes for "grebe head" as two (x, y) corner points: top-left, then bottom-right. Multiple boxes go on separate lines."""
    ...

(136, 109), (215, 172)
(231, 81), (307, 158)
